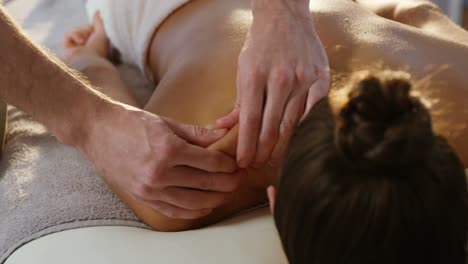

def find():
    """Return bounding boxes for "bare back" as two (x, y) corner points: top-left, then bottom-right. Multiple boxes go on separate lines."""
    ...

(111, 0), (468, 230)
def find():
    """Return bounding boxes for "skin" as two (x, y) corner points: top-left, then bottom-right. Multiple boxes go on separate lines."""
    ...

(65, 0), (468, 231)
(216, 0), (330, 169)
(356, 0), (468, 43)
(0, 5), (243, 221)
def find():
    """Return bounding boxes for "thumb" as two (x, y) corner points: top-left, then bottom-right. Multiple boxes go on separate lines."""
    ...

(216, 102), (240, 129)
(216, 108), (240, 129)
(161, 117), (228, 147)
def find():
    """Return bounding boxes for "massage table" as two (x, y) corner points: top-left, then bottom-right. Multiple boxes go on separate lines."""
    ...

(6, 209), (287, 264)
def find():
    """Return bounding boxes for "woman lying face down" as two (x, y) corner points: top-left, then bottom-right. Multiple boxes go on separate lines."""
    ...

(270, 70), (467, 264)
(64, 0), (468, 263)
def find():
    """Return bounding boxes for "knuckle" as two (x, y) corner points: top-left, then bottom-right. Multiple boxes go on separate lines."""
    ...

(141, 171), (154, 186)
(142, 158), (166, 184)
(148, 170), (165, 186)
(191, 125), (207, 138)
(296, 66), (314, 85)
(158, 141), (177, 163)
(134, 184), (152, 198)
(273, 67), (293, 87)
(295, 65), (305, 82)
(247, 66), (266, 83)
(141, 165), (158, 185)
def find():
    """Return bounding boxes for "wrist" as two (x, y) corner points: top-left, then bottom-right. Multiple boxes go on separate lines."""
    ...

(53, 80), (114, 149)
(69, 92), (144, 159)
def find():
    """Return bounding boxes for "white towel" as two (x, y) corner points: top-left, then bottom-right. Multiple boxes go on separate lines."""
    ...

(86, 0), (191, 77)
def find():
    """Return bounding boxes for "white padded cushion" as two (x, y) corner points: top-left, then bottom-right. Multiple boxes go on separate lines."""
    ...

(6, 208), (288, 264)
(7, 172), (468, 264)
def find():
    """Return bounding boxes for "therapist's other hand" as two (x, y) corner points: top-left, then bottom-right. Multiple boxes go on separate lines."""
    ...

(217, 0), (330, 168)
(78, 103), (242, 219)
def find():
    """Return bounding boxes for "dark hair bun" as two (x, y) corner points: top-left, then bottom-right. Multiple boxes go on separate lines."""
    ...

(336, 71), (435, 170)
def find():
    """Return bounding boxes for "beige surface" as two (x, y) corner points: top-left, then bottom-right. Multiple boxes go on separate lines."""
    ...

(5, 208), (288, 264)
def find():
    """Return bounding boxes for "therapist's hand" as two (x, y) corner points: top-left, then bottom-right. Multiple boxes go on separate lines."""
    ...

(217, 0), (330, 168)
(78, 103), (243, 219)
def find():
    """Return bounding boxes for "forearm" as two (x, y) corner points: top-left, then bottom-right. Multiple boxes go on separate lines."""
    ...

(0, 6), (112, 146)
